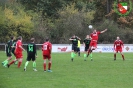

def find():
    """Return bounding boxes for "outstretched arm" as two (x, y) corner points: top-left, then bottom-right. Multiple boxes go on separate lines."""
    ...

(101, 29), (108, 33)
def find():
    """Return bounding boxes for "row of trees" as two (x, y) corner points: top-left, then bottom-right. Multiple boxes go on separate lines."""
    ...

(0, 0), (133, 44)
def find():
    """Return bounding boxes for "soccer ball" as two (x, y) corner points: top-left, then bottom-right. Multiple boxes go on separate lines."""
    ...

(88, 25), (93, 29)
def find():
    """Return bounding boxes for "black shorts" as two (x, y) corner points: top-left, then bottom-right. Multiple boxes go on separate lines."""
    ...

(77, 47), (80, 52)
(85, 46), (89, 52)
(72, 45), (78, 52)
(27, 53), (36, 61)
(6, 50), (12, 57)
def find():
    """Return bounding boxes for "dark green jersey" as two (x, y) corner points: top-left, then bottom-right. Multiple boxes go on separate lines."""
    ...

(83, 38), (91, 46)
(70, 37), (79, 46)
(12, 41), (16, 53)
(27, 43), (37, 55)
(6, 40), (13, 53)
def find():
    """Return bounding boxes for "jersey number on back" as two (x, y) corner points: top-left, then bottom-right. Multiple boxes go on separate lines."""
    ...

(43, 45), (48, 50)
(28, 45), (33, 52)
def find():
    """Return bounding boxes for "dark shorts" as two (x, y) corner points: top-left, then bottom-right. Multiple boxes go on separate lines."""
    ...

(77, 47), (80, 52)
(72, 45), (78, 52)
(85, 46), (89, 52)
(12, 50), (16, 56)
(6, 50), (12, 57)
(27, 53), (36, 61)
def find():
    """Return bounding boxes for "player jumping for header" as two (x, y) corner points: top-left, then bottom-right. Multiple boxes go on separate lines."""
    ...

(87, 28), (108, 60)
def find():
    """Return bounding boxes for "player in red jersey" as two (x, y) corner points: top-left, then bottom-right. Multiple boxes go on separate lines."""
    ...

(7, 36), (25, 68)
(87, 29), (108, 60)
(42, 38), (52, 72)
(114, 36), (125, 61)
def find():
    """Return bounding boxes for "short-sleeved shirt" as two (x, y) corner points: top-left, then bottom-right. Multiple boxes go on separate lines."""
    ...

(42, 42), (52, 55)
(90, 31), (101, 41)
(70, 37), (79, 46)
(114, 40), (123, 49)
(83, 38), (91, 47)
(6, 40), (13, 53)
(27, 43), (37, 55)
(15, 40), (22, 53)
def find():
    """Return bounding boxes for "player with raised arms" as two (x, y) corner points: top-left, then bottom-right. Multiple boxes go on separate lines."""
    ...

(24, 38), (37, 71)
(88, 28), (108, 59)
(69, 35), (81, 61)
(114, 36), (125, 61)
(83, 35), (92, 61)
(42, 38), (52, 72)
(7, 36), (25, 68)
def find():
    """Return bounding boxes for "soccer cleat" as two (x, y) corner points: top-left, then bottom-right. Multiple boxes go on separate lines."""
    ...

(24, 68), (26, 71)
(84, 59), (87, 61)
(91, 59), (93, 61)
(87, 54), (89, 57)
(114, 58), (116, 61)
(47, 70), (52, 72)
(7, 64), (10, 68)
(33, 69), (37, 71)
(44, 70), (47, 72)
(2, 62), (4, 66)
(71, 58), (73, 62)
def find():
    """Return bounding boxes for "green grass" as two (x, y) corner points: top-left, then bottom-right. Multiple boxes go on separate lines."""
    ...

(0, 51), (133, 88)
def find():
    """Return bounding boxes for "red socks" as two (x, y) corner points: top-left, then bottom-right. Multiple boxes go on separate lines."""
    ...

(43, 62), (51, 70)
(43, 63), (46, 71)
(48, 62), (51, 70)
(18, 61), (22, 68)
(9, 60), (15, 65)
(122, 55), (125, 60)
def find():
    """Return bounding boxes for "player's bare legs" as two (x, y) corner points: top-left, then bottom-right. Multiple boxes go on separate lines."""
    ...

(120, 52), (125, 61)
(7, 59), (18, 68)
(87, 46), (94, 61)
(43, 58), (52, 72)
(43, 59), (47, 72)
(48, 58), (52, 72)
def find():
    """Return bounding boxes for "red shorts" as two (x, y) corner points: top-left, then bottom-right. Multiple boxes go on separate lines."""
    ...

(90, 41), (97, 48)
(15, 52), (23, 59)
(43, 54), (51, 60)
(115, 48), (122, 53)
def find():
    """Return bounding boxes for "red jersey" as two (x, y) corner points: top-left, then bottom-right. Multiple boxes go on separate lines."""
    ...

(90, 31), (101, 41)
(15, 40), (22, 53)
(42, 42), (52, 55)
(114, 40), (123, 49)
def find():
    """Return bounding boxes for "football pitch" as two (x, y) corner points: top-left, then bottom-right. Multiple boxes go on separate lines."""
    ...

(0, 51), (133, 88)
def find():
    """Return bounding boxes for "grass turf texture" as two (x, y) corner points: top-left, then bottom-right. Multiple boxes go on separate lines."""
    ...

(0, 51), (133, 88)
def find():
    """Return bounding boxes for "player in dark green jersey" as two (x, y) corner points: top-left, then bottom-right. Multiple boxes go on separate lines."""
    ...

(11, 39), (18, 65)
(69, 35), (81, 61)
(24, 38), (37, 71)
(2, 36), (15, 67)
(83, 35), (92, 61)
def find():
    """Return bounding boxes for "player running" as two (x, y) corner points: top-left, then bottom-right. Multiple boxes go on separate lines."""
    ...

(2, 36), (15, 67)
(114, 36), (125, 61)
(7, 36), (25, 68)
(24, 38), (37, 71)
(42, 38), (52, 72)
(88, 29), (108, 59)
(83, 35), (92, 61)
(69, 35), (81, 61)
